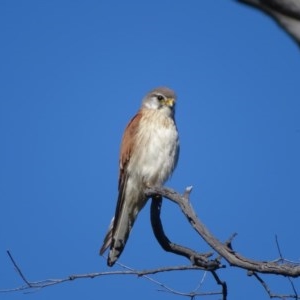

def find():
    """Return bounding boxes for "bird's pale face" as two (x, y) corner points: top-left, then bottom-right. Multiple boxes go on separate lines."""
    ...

(142, 87), (176, 117)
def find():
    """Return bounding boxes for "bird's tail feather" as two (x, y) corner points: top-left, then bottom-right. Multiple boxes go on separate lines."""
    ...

(99, 217), (114, 255)
(99, 176), (147, 267)
(99, 175), (129, 259)
(107, 192), (141, 266)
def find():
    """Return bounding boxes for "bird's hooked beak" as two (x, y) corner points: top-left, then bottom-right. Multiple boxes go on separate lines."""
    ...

(163, 97), (175, 107)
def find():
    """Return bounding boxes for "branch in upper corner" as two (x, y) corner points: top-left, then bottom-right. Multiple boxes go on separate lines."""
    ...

(237, 0), (300, 46)
(145, 185), (300, 278)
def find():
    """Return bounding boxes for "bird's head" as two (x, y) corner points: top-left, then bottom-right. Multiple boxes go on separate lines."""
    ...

(142, 87), (177, 116)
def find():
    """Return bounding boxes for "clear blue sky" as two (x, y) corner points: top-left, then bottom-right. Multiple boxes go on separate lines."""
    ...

(1, 1), (299, 299)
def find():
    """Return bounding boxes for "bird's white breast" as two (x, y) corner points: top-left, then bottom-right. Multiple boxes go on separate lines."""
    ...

(128, 109), (179, 186)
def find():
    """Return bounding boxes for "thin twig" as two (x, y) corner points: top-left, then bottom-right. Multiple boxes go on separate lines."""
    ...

(191, 271), (207, 294)
(211, 271), (227, 300)
(1, 251), (214, 295)
(6, 250), (32, 287)
(250, 272), (300, 299)
(275, 235), (299, 298)
(116, 261), (221, 298)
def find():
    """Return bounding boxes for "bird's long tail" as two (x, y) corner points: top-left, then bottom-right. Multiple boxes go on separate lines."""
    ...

(99, 177), (147, 266)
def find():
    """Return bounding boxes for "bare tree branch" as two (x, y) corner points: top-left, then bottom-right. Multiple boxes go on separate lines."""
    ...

(116, 261), (222, 299)
(244, 236), (300, 298)
(210, 270), (228, 300)
(6, 250), (33, 288)
(150, 195), (222, 270)
(1, 250), (211, 295)
(275, 235), (299, 298)
(3, 186), (300, 299)
(145, 186), (300, 277)
(249, 271), (300, 299)
(150, 195), (228, 299)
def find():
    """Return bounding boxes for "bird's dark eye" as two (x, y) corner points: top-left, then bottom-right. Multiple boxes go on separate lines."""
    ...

(157, 95), (164, 101)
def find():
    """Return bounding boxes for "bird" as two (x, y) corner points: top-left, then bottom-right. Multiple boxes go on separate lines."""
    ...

(99, 86), (180, 267)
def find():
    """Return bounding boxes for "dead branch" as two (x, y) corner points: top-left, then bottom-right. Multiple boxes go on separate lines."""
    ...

(146, 185), (300, 299)
(145, 186), (300, 277)
(150, 195), (222, 270)
(249, 271), (300, 299)
(115, 260), (222, 298)
(1, 250), (212, 296)
(150, 195), (228, 300)
(275, 235), (299, 298)
(3, 186), (300, 299)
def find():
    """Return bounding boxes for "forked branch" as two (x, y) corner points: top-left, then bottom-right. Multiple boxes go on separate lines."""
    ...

(2, 186), (300, 299)
(145, 186), (300, 277)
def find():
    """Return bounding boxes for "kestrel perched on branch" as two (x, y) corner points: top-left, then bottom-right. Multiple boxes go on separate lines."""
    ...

(100, 87), (179, 266)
